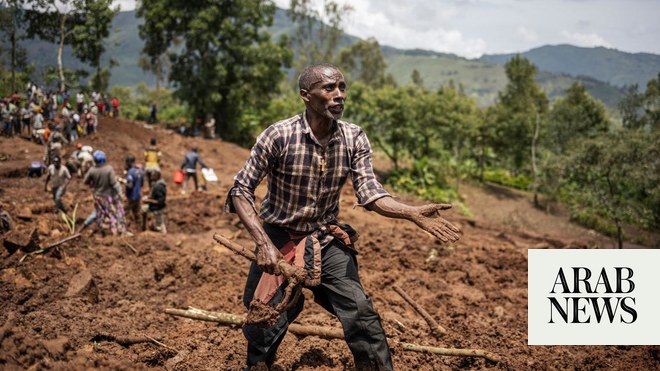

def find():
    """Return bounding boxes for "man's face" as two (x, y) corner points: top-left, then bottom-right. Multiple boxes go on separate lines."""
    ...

(301, 68), (347, 121)
(53, 159), (61, 168)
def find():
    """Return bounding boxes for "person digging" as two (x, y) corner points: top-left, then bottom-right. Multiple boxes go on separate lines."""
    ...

(225, 63), (461, 371)
(141, 169), (167, 234)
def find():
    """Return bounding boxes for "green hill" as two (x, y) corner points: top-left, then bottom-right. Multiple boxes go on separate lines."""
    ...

(3, 9), (650, 108)
(479, 44), (660, 89)
(383, 53), (625, 107)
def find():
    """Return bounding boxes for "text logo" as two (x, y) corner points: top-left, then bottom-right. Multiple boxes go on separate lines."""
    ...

(528, 250), (660, 345)
(548, 267), (636, 324)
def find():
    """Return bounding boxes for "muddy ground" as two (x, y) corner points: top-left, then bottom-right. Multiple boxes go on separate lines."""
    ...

(0, 116), (658, 370)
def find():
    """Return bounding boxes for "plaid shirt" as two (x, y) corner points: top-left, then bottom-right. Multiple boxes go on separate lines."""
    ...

(225, 113), (389, 232)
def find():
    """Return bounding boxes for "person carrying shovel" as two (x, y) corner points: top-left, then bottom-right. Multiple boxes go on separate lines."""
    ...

(225, 63), (461, 371)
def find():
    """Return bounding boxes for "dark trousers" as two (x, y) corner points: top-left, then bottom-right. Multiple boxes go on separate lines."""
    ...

(52, 186), (67, 213)
(242, 241), (393, 370)
(183, 171), (198, 191)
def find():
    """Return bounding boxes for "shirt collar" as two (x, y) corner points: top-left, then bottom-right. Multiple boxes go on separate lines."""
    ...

(300, 112), (342, 145)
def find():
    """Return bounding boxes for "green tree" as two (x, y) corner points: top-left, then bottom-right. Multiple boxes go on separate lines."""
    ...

(137, 0), (292, 143)
(71, 0), (119, 92)
(546, 82), (610, 155)
(24, 0), (86, 91)
(23, 0), (115, 92)
(432, 85), (481, 192)
(0, 0), (27, 93)
(411, 69), (424, 88)
(561, 130), (660, 248)
(643, 73), (660, 130)
(618, 84), (645, 130)
(493, 55), (548, 204)
(350, 83), (415, 170)
(336, 38), (394, 88)
(288, 0), (352, 76)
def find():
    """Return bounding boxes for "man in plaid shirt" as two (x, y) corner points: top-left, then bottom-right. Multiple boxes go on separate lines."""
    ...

(226, 64), (461, 370)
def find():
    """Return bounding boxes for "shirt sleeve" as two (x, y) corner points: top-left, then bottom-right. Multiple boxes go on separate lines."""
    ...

(108, 168), (123, 198)
(83, 168), (91, 185)
(224, 125), (280, 214)
(197, 154), (208, 169)
(351, 129), (390, 206)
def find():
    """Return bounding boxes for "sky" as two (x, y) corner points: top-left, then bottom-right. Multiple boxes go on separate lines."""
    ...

(116, 0), (660, 59)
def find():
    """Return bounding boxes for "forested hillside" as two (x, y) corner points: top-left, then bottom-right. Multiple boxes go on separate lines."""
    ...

(1, 9), (642, 108)
(480, 44), (660, 89)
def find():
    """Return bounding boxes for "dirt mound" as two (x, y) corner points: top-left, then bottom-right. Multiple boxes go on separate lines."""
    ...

(0, 117), (657, 370)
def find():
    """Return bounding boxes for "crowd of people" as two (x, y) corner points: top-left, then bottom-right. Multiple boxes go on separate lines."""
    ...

(1, 82), (121, 145)
(1, 83), (175, 237)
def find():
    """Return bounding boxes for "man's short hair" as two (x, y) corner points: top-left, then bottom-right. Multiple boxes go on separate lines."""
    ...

(298, 63), (342, 91)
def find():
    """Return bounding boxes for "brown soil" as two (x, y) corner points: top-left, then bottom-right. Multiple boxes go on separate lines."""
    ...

(0, 116), (657, 370)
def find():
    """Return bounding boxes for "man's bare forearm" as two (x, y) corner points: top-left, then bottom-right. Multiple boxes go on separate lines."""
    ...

(232, 195), (282, 274)
(367, 196), (460, 242)
(367, 196), (416, 220)
(231, 195), (271, 247)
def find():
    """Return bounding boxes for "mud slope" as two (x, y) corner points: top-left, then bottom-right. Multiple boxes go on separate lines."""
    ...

(0, 116), (657, 370)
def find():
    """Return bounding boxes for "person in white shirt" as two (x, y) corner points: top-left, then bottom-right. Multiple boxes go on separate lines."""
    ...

(44, 155), (71, 213)
(76, 92), (85, 113)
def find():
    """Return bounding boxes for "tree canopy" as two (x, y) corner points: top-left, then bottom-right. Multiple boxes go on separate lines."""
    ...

(137, 0), (292, 143)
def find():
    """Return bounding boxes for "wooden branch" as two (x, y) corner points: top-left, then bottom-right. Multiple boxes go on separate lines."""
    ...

(92, 333), (179, 353)
(121, 238), (138, 254)
(164, 307), (499, 363)
(92, 334), (154, 347)
(213, 233), (257, 261)
(39, 233), (82, 253)
(213, 233), (306, 280)
(18, 233), (82, 264)
(400, 342), (500, 363)
(166, 307), (245, 326)
(393, 285), (447, 337)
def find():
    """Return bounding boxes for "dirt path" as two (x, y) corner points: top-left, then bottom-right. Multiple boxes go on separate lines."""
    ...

(0, 117), (657, 370)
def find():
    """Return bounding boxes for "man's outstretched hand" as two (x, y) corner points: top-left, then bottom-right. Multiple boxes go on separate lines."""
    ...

(410, 203), (461, 243)
(370, 197), (462, 243)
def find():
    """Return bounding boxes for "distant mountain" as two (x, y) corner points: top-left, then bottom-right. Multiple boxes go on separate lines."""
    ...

(384, 53), (626, 107)
(479, 45), (660, 89)
(5, 9), (654, 108)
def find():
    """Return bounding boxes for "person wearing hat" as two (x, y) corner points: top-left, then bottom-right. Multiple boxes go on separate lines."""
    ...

(141, 169), (167, 234)
(82, 150), (126, 235)
(44, 155), (71, 214)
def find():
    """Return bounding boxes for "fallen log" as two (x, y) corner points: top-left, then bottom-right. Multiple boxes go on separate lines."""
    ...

(165, 307), (500, 363)
(392, 285), (447, 337)
(400, 342), (499, 362)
